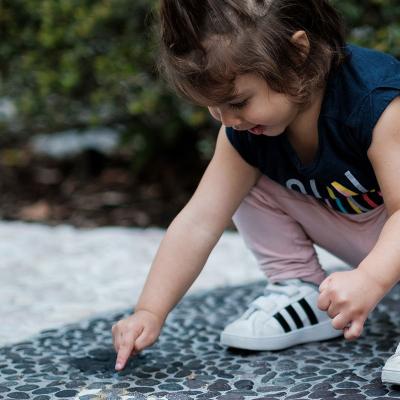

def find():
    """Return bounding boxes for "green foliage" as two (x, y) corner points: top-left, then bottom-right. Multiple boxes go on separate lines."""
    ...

(0, 0), (214, 170)
(1, 0), (400, 170)
(332, 0), (400, 55)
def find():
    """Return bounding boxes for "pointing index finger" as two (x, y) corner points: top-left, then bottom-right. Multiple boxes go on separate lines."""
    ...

(115, 342), (135, 371)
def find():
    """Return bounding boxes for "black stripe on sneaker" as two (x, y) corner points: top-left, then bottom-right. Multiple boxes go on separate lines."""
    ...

(298, 298), (318, 325)
(285, 305), (304, 329)
(273, 312), (291, 333)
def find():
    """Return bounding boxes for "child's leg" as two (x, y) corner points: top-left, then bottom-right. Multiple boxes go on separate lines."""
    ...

(223, 175), (387, 350)
(233, 175), (387, 285)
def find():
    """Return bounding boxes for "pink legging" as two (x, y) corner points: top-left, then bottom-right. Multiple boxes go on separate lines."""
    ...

(232, 175), (388, 286)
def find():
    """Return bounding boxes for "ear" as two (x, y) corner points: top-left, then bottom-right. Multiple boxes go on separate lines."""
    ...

(291, 30), (310, 58)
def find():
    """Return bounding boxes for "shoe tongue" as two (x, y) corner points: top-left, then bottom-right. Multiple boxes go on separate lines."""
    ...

(264, 280), (301, 297)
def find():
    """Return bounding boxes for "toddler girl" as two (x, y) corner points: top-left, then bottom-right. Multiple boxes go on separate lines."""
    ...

(112, 0), (400, 383)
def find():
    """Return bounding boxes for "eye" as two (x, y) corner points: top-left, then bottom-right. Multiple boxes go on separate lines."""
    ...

(228, 99), (248, 110)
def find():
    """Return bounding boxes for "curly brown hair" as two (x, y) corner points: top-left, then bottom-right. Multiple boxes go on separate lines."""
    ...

(157, 0), (347, 108)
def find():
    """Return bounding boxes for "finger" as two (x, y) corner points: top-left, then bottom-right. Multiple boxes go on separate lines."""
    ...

(115, 340), (134, 371)
(319, 276), (331, 293)
(317, 291), (331, 311)
(343, 318), (364, 341)
(327, 302), (340, 319)
(331, 313), (350, 330)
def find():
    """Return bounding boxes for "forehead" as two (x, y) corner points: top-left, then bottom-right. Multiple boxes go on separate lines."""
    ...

(234, 73), (268, 95)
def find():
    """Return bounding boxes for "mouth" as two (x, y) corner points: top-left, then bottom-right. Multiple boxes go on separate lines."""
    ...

(248, 125), (266, 135)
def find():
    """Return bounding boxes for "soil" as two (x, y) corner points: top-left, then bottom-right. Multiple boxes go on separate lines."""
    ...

(0, 142), (215, 229)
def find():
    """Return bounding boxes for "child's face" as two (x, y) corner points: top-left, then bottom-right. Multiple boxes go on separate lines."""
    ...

(208, 73), (300, 136)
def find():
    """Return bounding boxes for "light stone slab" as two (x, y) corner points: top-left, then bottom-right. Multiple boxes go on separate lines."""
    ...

(0, 221), (348, 346)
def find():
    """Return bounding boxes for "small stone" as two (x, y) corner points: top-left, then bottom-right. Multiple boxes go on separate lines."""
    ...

(365, 388), (389, 396)
(31, 388), (60, 395)
(289, 383), (311, 392)
(233, 380), (253, 390)
(308, 390), (336, 399)
(15, 385), (39, 392)
(285, 391), (310, 399)
(276, 360), (297, 371)
(7, 392), (30, 399)
(134, 379), (159, 387)
(158, 384), (184, 391)
(2, 369), (18, 375)
(208, 380), (231, 392)
(337, 381), (359, 388)
(258, 386), (287, 393)
(131, 387), (155, 394)
(55, 390), (79, 398)
(216, 394), (244, 400)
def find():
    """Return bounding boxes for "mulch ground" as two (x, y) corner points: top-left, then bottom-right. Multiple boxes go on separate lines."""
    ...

(0, 142), (211, 229)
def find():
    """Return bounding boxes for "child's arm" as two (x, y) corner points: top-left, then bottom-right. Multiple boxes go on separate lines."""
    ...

(318, 96), (400, 341)
(112, 125), (261, 370)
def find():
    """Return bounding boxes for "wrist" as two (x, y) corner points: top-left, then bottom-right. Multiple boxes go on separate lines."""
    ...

(134, 307), (166, 326)
(357, 262), (395, 295)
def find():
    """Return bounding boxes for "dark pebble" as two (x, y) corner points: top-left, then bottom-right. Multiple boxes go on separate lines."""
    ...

(131, 387), (155, 394)
(337, 381), (359, 388)
(260, 372), (277, 383)
(253, 368), (269, 375)
(258, 386), (286, 393)
(313, 383), (332, 390)
(285, 391), (310, 399)
(365, 388), (389, 396)
(2, 370), (17, 375)
(233, 380), (253, 390)
(197, 393), (220, 399)
(175, 370), (192, 378)
(335, 389), (361, 394)
(86, 383), (107, 390)
(64, 381), (86, 389)
(54, 390), (79, 398)
(289, 383), (311, 392)
(309, 390), (336, 399)
(208, 380), (231, 392)
(184, 379), (206, 389)
(158, 384), (184, 391)
(319, 369), (336, 375)
(215, 394), (244, 400)
(134, 379), (159, 386)
(15, 385), (39, 392)
(6, 393), (30, 399)
(32, 388), (60, 395)
(276, 360), (297, 371)
(112, 383), (130, 389)
(301, 366), (319, 373)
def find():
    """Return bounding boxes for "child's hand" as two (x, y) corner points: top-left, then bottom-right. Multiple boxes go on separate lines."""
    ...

(317, 269), (386, 341)
(112, 309), (163, 371)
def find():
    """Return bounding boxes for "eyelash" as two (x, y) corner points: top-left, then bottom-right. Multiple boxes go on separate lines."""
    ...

(228, 99), (248, 110)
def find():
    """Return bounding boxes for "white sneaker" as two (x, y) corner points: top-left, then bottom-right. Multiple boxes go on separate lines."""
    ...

(382, 343), (400, 384)
(220, 278), (343, 351)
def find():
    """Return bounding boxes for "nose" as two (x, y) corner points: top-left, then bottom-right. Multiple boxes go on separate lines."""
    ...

(208, 106), (242, 128)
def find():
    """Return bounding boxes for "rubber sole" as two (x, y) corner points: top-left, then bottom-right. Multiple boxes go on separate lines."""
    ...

(220, 319), (343, 351)
(382, 368), (400, 385)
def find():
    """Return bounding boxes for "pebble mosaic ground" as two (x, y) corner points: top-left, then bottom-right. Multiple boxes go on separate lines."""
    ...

(2, 281), (400, 400)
